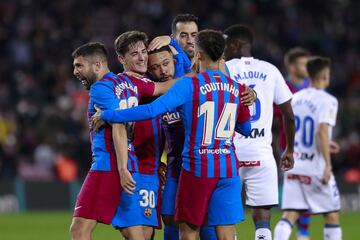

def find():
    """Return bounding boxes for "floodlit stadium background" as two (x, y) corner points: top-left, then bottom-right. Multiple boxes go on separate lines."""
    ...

(0, 0), (359, 238)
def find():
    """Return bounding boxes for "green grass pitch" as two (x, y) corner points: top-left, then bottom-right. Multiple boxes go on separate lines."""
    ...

(0, 210), (359, 239)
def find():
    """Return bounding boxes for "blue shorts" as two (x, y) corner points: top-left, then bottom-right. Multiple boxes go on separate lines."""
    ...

(161, 177), (178, 215)
(208, 176), (244, 226)
(112, 173), (159, 228)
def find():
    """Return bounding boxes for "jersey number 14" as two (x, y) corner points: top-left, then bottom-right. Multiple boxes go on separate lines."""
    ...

(198, 101), (237, 145)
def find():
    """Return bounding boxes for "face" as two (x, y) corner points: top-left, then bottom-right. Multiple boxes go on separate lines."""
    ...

(290, 56), (309, 79)
(173, 21), (198, 59)
(148, 50), (175, 82)
(321, 67), (330, 87)
(119, 41), (148, 74)
(73, 56), (97, 90)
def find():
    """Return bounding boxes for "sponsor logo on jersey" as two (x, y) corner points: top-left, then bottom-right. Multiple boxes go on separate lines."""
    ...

(198, 148), (231, 154)
(162, 111), (181, 124)
(295, 151), (315, 161)
(242, 128), (265, 139)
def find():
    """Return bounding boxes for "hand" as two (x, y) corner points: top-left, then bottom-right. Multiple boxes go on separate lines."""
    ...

(321, 166), (332, 184)
(91, 105), (105, 131)
(279, 149), (294, 171)
(119, 168), (136, 194)
(158, 162), (167, 186)
(330, 141), (341, 154)
(241, 85), (256, 106)
(148, 36), (171, 51)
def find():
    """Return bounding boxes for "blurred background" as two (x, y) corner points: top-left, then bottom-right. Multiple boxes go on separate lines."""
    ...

(0, 0), (359, 213)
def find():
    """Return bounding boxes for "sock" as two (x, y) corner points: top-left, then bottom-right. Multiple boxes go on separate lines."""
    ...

(274, 218), (293, 240)
(297, 212), (311, 237)
(255, 221), (271, 240)
(164, 225), (179, 240)
(200, 226), (217, 240)
(324, 224), (342, 240)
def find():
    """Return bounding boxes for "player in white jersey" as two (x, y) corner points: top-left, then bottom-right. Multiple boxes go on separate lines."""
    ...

(274, 57), (342, 240)
(224, 24), (295, 240)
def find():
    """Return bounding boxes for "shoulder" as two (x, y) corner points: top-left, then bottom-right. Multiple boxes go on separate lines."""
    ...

(321, 91), (338, 106)
(225, 58), (242, 67)
(257, 59), (282, 74)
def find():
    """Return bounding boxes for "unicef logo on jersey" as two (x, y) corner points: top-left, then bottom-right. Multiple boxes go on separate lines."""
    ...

(162, 111), (181, 124)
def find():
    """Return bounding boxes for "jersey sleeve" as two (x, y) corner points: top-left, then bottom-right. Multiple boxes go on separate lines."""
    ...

(102, 76), (193, 123)
(90, 82), (119, 110)
(171, 37), (192, 76)
(318, 96), (338, 126)
(273, 67), (293, 105)
(236, 85), (251, 123)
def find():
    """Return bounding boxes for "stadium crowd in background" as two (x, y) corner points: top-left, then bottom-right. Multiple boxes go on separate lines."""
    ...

(0, 0), (359, 184)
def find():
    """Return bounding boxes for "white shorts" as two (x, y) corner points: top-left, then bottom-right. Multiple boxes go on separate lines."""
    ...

(238, 159), (278, 207)
(281, 172), (340, 214)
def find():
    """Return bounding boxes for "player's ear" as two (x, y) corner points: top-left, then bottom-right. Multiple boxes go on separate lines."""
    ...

(117, 54), (125, 65)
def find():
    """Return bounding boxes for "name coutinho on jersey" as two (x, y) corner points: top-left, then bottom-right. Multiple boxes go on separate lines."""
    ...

(199, 82), (239, 97)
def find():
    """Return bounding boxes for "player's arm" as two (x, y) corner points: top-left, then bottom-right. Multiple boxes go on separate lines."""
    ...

(235, 91), (252, 136)
(278, 100), (295, 171)
(318, 123), (332, 184)
(92, 77), (192, 129)
(112, 123), (136, 194)
(90, 82), (136, 193)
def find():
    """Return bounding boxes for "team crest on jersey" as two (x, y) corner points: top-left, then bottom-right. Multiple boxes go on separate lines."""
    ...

(144, 208), (152, 217)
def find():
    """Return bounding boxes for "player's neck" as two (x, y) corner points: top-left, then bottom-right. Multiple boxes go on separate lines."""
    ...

(310, 81), (325, 90)
(97, 68), (110, 80)
(199, 60), (220, 72)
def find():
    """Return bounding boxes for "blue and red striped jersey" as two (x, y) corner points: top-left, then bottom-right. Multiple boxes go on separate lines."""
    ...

(102, 70), (251, 178)
(88, 72), (140, 172)
(161, 111), (184, 178)
(133, 96), (165, 175)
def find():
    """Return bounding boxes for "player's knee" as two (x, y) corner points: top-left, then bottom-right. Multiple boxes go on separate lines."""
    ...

(324, 212), (340, 225)
(215, 225), (236, 240)
(143, 226), (154, 240)
(69, 221), (85, 239)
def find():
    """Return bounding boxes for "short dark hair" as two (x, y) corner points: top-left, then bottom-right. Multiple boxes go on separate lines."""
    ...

(196, 29), (225, 62)
(171, 13), (198, 34)
(223, 24), (254, 44)
(148, 45), (172, 56)
(284, 47), (311, 66)
(114, 31), (148, 55)
(72, 42), (108, 60)
(306, 56), (331, 80)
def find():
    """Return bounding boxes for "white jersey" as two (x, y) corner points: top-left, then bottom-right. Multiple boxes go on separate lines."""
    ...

(289, 88), (338, 175)
(226, 57), (292, 161)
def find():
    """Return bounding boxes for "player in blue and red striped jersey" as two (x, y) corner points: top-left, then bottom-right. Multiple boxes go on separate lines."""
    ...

(92, 29), (252, 240)
(69, 42), (149, 240)
(147, 38), (190, 240)
(111, 31), (180, 239)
